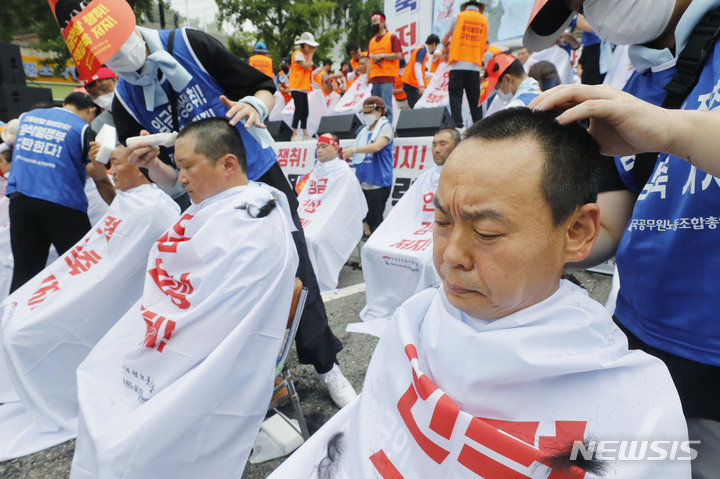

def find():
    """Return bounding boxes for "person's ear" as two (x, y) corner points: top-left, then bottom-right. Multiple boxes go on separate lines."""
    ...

(220, 154), (239, 177)
(563, 203), (600, 263)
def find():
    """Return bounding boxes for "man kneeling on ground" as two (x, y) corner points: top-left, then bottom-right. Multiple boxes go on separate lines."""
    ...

(268, 108), (689, 478)
(70, 117), (298, 478)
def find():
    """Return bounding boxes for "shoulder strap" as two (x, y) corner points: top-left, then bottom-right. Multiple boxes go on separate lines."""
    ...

(633, 6), (720, 187)
(166, 29), (180, 133)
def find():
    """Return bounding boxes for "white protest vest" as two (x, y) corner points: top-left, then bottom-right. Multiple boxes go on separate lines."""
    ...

(0, 184), (179, 460)
(298, 158), (367, 293)
(353, 165), (442, 337)
(270, 282), (690, 478)
(71, 184), (298, 479)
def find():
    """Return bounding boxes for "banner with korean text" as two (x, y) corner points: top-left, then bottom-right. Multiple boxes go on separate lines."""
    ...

(275, 137), (433, 216)
(384, 0), (434, 63)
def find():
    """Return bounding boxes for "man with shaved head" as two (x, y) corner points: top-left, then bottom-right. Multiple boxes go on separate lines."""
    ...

(268, 108), (688, 478)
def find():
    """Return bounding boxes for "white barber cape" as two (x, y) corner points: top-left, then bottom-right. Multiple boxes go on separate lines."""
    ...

(0, 184), (179, 460)
(352, 165), (442, 337)
(70, 184), (298, 479)
(270, 281), (689, 478)
(298, 158), (367, 293)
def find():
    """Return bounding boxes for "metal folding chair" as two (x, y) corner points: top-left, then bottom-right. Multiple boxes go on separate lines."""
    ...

(271, 278), (310, 440)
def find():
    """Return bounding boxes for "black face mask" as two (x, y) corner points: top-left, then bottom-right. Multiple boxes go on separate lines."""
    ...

(282, 65), (290, 73)
(371, 24), (380, 34)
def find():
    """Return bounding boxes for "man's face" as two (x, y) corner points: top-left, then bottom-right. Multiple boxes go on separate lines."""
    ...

(431, 131), (456, 166)
(516, 48), (530, 64)
(85, 78), (116, 100)
(441, 45), (450, 63)
(433, 137), (569, 320)
(109, 145), (142, 192)
(350, 49), (361, 61)
(358, 58), (369, 74)
(316, 135), (339, 162)
(174, 135), (227, 204)
(428, 43), (438, 55)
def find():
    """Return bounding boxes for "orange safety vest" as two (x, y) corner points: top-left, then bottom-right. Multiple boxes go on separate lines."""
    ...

(394, 75), (407, 100)
(289, 49), (312, 91)
(401, 45), (428, 88)
(368, 33), (399, 80)
(313, 70), (328, 96)
(448, 10), (487, 67)
(248, 54), (273, 78)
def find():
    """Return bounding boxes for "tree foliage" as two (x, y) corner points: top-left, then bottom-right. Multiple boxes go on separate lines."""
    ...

(217, 0), (339, 68)
(217, 0), (382, 69)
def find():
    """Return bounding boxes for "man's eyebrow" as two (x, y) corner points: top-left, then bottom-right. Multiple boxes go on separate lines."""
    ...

(433, 196), (504, 221)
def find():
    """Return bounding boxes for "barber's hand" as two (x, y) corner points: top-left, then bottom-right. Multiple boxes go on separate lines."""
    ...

(88, 141), (101, 163)
(220, 95), (266, 130)
(126, 130), (161, 169)
(341, 148), (354, 160)
(530, 84), (673, 157)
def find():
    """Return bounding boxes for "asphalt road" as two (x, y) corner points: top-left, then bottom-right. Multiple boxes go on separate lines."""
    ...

(0, 254), (612, 479)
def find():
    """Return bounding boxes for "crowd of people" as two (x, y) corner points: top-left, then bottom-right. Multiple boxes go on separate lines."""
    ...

(0, 0), (717, 477)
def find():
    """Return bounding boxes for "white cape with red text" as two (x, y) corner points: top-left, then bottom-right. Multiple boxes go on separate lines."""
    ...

(271, 281), (689, 478)
(298, 158), (367, 293)
(70, 184), (298, 479)
(352, 165), (442, 337)
(0, 184), (179, 460)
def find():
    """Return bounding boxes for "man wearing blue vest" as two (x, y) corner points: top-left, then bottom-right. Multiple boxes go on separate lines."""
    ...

(52, 0), (356, 408)
(7, 92), (100, 292)
(525, 0), (720, 476)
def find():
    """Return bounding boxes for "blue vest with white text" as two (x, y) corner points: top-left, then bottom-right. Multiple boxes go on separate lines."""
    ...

(354, 126), (394, 187)
(615, 45), (720, 366)
(7, 107), (88, 211)
(114, 29), (276, 181)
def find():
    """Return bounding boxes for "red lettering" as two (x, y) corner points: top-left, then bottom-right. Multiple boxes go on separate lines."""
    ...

(369, 450), (405, 479)
(147, 258), (194, 309)
(27, 274), (60, 309)
(157, 214), (193, 253)
(140, 306), (176, 353)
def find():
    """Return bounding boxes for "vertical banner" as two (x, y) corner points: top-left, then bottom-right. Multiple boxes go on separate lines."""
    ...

(432, 0), (462, 38)
(384, 0), (433, 62)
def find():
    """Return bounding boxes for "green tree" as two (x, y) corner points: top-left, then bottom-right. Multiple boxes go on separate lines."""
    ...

(329, 0), (382, 54)
(216, 0), (338, 69)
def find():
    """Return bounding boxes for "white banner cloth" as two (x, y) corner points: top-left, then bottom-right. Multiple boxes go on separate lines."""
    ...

(298, 159), (367, 293)
(328, 74), (372, 116)
(603, 45), (634, 91)
(70, 184), (298, 479)
(415, 62), (474, 128)
(270, 281), (689, 478)
(0, 184), (180, 460)
(352, 165), (442, 337)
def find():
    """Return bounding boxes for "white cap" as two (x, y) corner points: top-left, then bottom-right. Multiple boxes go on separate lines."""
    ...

(295, 32), (319, 47)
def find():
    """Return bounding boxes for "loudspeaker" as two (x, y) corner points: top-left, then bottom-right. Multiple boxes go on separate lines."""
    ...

(0, 42), (26, 86)
(395, 106), (456, 137)
(0, 85), (53, 122)
(267, 120), (292, 142)
(317, 113), (361, 139)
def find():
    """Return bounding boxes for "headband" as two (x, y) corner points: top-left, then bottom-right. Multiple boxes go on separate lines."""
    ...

(317, 136), (339, 148)
(371, 14), (385, 22)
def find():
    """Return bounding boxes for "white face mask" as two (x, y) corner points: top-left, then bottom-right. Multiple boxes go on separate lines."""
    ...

(495, 78), (513, 103)
(93, 92), (114, 111)
(362, 112), (378, 127)
(105, 29), (147, 73)
(583, 0), (676, 46)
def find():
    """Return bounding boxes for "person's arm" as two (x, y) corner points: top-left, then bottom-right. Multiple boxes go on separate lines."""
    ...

(186, 29), (276, 129)
(341, 125), (392, 159)
(530, 84), (720, 177)
(125, 130), (180, 187)
(414, 48), (427, 93)
(295, 49), (314, 71)
(576, 14), (594, 33)
(86, 141), (116, 205)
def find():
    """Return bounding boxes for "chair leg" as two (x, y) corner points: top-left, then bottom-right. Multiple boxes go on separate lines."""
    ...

(283, 368), (310, 440)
